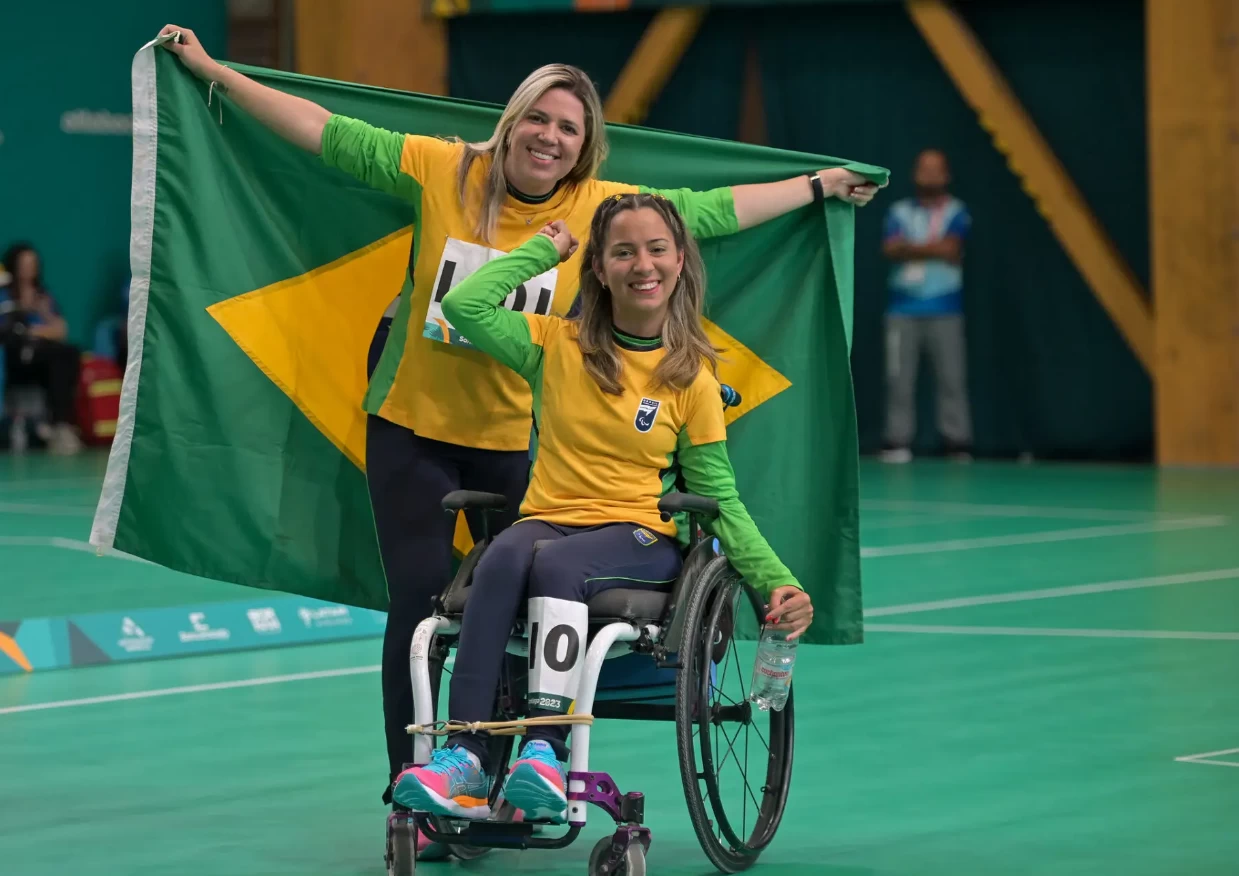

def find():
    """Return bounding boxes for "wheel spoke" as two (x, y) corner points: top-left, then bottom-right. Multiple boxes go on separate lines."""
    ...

(743, 720), (750, 840)
(750, 716), (771, 754)
(716, 720), (763, 818)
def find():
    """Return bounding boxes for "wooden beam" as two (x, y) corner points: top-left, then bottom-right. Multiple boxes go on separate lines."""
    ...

(737, 38), (767, 145)
(905, 0), (1154, 372)
(294, 0), (447, 96)
(604, 7), (705, 125)
(1148, 0), (1239, 466)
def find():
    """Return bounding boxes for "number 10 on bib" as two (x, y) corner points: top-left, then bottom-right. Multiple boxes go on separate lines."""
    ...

(423, 238), (559, 348)
(527, 597), (588, 714)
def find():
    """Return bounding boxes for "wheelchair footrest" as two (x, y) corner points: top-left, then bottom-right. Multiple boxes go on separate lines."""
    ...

(413, 812), (580, 851)
(568, 771), (645, 825)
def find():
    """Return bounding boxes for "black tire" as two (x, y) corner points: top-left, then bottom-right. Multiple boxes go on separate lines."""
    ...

(674, 556), (794, 873)
(386, 815), (418, 876)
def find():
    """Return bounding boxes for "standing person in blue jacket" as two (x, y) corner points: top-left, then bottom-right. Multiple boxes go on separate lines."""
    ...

(879, 149), (973, 463)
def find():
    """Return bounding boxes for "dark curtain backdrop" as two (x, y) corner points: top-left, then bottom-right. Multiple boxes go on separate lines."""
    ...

(447, 0), (1151, 460)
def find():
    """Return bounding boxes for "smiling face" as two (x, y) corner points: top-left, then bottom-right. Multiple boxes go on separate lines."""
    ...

(502, 87), (586, 197)
(594, 206), (685, 333)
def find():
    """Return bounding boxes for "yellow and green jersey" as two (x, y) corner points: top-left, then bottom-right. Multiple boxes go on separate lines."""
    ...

(319, 115), (741, 452)
(440, 233), (799, 597)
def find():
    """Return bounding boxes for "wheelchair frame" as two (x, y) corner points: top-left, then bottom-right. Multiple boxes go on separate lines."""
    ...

(386, 489), (795, 876)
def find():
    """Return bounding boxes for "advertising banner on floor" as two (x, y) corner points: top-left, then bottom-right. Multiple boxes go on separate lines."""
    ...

(0, 596), (386, 674)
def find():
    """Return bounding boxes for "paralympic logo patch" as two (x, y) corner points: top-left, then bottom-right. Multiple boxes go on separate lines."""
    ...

(634, 397), (661, 433)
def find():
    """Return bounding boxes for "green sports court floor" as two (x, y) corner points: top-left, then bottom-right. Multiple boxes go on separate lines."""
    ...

(2, 452), (1237, 875)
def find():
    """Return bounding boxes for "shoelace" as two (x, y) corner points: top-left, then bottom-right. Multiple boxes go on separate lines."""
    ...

(521, 743), (562, 772)
(428, 747), (472, 780)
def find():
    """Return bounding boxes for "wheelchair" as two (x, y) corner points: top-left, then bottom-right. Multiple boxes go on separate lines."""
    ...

(385, 477), (796, 874)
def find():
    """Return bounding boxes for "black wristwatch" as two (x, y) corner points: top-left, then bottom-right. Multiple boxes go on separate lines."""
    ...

(808, 173), (825, 204)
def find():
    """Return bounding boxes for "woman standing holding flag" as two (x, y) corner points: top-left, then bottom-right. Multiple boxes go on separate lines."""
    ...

(156, 24), (883, 807)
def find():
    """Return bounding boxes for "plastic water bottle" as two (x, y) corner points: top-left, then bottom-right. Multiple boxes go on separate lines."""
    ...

(748, 626), (796, 711)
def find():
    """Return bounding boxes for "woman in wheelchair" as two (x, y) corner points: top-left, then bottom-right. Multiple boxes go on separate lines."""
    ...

(393, 192), (813, 825)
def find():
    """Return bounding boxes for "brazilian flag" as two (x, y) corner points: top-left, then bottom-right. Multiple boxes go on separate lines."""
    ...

(90, 42), (887, 645)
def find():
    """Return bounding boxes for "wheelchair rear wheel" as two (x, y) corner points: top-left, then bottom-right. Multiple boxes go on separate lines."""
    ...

(674, 556), (794, 873)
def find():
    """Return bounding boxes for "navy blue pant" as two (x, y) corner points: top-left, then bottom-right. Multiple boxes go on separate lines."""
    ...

(449, 519), (682, 769)
(366, 318), (530, 784)
(3, 339), (81, 425)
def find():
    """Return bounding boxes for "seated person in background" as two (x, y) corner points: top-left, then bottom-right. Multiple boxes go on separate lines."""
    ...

(392, 193), (814, 824)
(1, 243), (83, 454)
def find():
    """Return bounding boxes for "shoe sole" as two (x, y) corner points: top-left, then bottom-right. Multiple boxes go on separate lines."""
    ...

(393, 779), (491, 821)
(503, 763), (567, 823)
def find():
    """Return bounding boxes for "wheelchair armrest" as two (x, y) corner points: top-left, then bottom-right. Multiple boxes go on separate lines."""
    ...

(658, 492), (719, 523)
(441, 490), (509, 515)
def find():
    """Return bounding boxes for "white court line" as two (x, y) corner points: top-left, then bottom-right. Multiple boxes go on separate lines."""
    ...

(859, 499), (1197, 522)
(865, 567), (1239, 618)
(860, 516), (1228, 558)
(0, 664), (382, 716)
(1175, 748), (1239, 768)
(0, 476), (102, 490)
(867, 623), (1239, 641)
(0, 502), (95, 517)
(0, 536), (154, 564)
(1177, 760), (1239, 769)
(862, 513), (979, 531)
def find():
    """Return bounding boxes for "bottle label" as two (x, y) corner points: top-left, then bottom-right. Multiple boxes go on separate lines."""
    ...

(755, 664), (790, 681)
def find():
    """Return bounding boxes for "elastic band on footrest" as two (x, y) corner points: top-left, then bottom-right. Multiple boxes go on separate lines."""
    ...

(406, 715), (595, 736)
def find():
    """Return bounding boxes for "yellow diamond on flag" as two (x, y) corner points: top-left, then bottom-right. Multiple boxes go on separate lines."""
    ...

(208, 230), (792, 555)
(207, 226), (413, 471)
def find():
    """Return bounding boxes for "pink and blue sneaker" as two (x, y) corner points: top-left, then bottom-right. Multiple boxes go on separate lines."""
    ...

(392, 745), (492, 820)
(503, 740), (568, 824)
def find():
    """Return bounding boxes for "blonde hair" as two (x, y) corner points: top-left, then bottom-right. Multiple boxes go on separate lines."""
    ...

(455, 64), (608, 243)
(574, 193), (719, 396)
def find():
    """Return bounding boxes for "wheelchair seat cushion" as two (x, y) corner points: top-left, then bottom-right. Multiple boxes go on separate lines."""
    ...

(585, 587), (669, 621)
(443, 581), (668, 622)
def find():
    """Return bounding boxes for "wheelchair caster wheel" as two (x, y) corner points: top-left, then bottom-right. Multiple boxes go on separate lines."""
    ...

(386, 813), (418, 876)
(588, 835), (647, 876)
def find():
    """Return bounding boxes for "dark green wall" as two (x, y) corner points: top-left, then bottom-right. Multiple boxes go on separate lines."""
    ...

(0, 2), (228, 348)
(448, 0), (1151, 460)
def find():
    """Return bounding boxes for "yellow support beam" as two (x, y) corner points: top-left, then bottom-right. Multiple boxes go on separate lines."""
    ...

(1148, 0), (1239, 466)
(604, 7), (706, 125)
(905, 0), (1154, 373)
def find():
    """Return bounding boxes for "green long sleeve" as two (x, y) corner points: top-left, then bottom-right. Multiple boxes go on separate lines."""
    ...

(677, 437), (800, 597)
(319, 115), (423, 207)
(440, 234), (561, 380)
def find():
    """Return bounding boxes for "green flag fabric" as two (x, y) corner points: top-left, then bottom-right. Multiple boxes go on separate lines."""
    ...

(90, 42), (887, 645)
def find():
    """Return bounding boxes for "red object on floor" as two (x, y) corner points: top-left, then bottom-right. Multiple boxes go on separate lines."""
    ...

(75, 353), (123, 445)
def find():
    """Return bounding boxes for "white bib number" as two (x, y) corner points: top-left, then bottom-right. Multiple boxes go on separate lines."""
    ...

(423, 237), (559, 348)
(527, 597), (587, 714)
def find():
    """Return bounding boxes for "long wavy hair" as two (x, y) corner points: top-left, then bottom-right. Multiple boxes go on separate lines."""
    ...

(455, 64), (608, 244)
(574, 193), (719, 396)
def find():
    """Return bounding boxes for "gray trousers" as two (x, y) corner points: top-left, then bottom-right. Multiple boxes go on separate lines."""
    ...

(883, 313), (972, 448)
